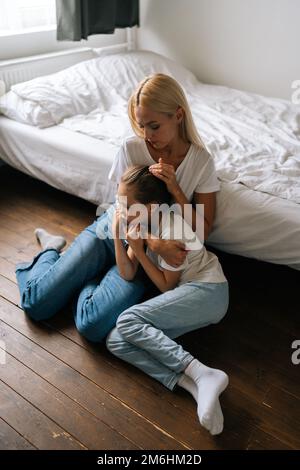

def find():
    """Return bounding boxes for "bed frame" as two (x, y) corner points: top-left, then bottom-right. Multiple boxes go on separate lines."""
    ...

(0, 27), (137, 95)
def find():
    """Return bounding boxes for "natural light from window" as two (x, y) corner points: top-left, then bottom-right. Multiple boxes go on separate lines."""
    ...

(0, 0), (56, 35)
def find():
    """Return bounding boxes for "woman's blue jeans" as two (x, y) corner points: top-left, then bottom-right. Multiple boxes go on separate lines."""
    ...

(15, 209), (146, 342)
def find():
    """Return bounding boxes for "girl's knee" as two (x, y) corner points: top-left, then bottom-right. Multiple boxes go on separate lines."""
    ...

(116, 309), (138, 334)
(106, 328), (124, 355)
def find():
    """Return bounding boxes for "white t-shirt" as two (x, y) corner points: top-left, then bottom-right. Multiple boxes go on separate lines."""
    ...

(147, 212), (227, 285)
(108, 135), (220, 202)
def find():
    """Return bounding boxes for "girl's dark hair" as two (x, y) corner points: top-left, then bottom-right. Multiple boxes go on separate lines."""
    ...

(120, 165), (172, 205)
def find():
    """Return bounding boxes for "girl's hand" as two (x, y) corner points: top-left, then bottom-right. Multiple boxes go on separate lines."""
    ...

(126, 223), (145, 256)
(112, 208), (122, 238)
(149, 158), (180, 195)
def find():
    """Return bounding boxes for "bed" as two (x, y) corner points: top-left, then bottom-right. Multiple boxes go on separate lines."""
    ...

(0, 115), (118, 204)
(0, 45), (299, 271)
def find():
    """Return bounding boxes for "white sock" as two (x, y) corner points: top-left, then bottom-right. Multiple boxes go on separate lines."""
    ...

(184, 359), (228, 435)
(35, 228), (66, 252)
(178, 374), (198, 402)
(177, 374), (224, 435)
(210, 399), (224, 436)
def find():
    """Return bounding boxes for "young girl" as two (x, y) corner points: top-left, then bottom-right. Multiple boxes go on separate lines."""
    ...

(107, 164), (229, 436)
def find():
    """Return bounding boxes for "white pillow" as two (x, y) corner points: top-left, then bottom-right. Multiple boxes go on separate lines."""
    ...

(10, 58), (113, 126)
(0, 90), (54, 127)
(93, 50), (199, 100)
(0, 80), (6, 97)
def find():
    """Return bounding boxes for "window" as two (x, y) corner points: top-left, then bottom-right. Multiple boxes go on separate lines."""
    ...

(0, 0), (56, 35)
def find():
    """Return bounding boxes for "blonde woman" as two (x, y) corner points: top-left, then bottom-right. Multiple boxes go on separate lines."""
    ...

(15, 74), (229, 434)
(109, 73), (219, 250)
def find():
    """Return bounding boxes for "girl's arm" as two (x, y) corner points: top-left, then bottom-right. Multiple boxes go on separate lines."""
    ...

(113, 210), (139, 281)
(126, 224), (182, 293)
(135, 250), (181, 293)
(114, 239), (139, 281)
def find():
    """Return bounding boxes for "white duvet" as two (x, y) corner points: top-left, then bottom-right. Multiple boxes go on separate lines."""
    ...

(60, 81), (300, 204)
(1, 50), (300, 204)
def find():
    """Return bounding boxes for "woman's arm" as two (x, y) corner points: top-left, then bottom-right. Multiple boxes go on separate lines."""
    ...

(145, 237), (187, 268)
(172, 186), (216, 241)
(149, 159), (216, 241)
(193, 191), (216, 240)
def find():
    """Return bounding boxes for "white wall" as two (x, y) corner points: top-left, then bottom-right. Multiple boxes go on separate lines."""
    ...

(0, 28), (126, 61)
(138, 0), (300, 100)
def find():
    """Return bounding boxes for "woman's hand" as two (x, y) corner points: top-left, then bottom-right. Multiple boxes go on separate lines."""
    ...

(147, 238), (187, 268)
(149, 158), (180, 195)
(126, 223), (145, 257)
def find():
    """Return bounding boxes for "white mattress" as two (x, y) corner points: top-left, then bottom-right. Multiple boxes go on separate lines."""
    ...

(207, 182), (300, 271)
(0, 116), (117, 205)
(0, 116), (299, 271)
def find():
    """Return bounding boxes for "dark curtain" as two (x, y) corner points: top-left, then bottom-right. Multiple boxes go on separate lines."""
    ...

(56, 0), (139, 41)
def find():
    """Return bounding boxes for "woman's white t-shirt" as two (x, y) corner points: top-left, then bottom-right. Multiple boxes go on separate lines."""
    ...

(108, 136), (220, 201)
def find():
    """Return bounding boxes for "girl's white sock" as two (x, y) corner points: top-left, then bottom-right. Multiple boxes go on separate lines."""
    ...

(179, 359), (228, 435)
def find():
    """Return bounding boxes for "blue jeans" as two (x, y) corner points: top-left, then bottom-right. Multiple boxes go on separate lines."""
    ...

(106, 281), (229, 390)
(15, 209), (146, 342)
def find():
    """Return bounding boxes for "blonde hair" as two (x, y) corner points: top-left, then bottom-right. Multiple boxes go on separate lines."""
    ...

(128, 73), (206, 149)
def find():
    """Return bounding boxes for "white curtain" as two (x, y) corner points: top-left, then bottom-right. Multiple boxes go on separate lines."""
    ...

(0, 0), (56, 33)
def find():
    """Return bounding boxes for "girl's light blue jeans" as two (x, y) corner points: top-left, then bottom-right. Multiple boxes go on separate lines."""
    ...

(15, 209), (146, 342)
(106, 280), (229, 390)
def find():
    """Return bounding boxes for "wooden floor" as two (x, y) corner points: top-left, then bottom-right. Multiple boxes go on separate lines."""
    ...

(0, 166), (299, 450)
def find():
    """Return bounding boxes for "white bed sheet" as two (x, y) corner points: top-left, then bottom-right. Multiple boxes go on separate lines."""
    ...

(0, 116), (118, 205)
(207, 182), (300, 271)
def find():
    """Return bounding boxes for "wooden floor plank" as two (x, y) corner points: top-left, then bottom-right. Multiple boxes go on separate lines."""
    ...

(0, 380), (87, 450)
(0, 274), (20, 305)
(0, 418), (36, 450)
(0, 318), (187, 450)
(246, 428), (294, 450)
(0, 346), (138, 450)
(0, 257), (16, 283)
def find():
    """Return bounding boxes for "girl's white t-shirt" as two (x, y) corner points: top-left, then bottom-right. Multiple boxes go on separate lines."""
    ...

(108, 136), (220, 201)
(146, 211), (227, 285)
